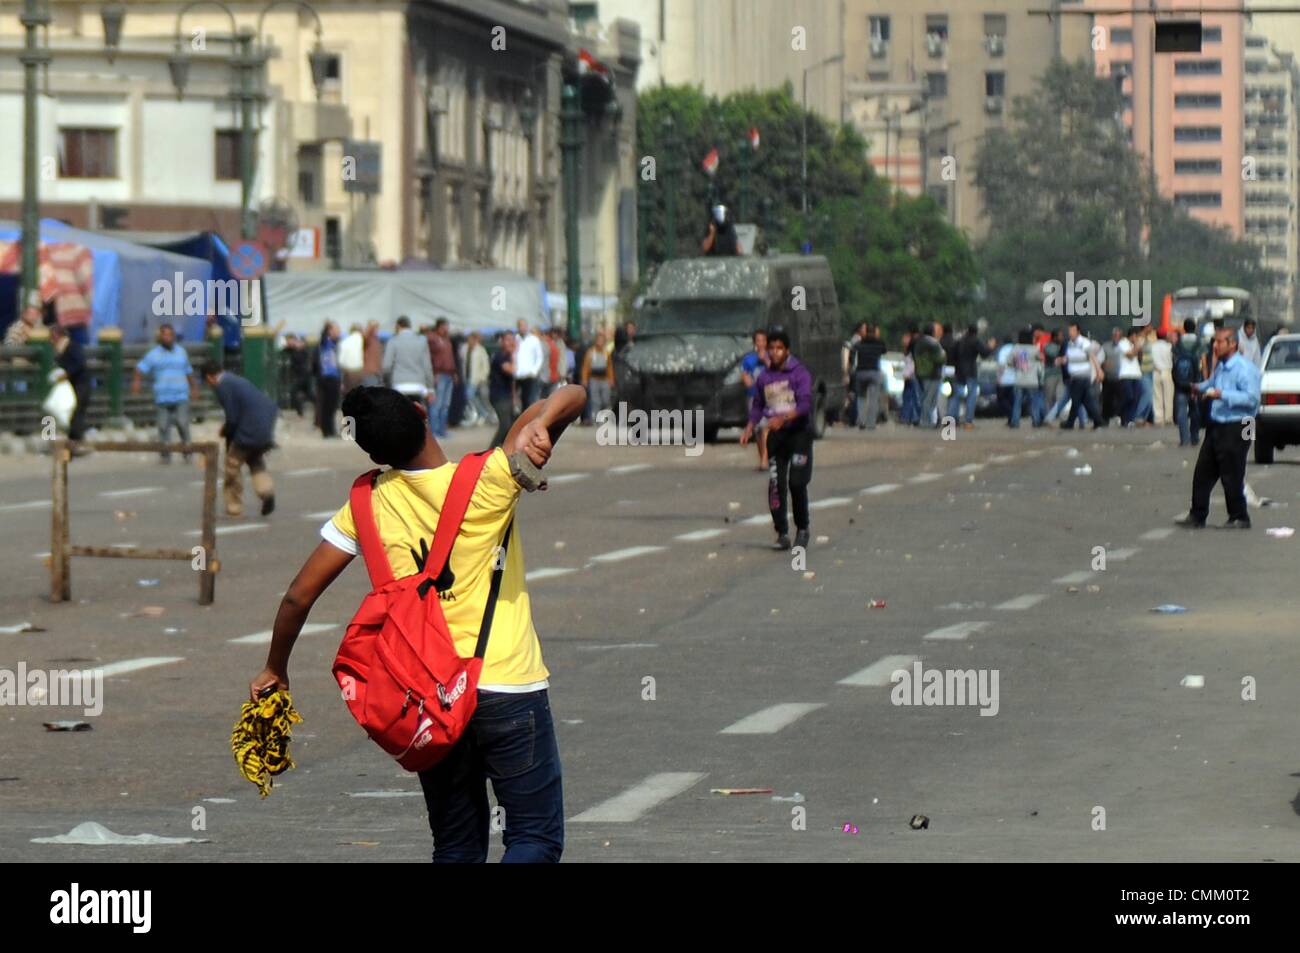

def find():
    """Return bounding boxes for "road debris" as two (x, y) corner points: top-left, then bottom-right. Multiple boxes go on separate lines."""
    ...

(909, 814), (930, 830)
(1150, 604), (1188, 614)
(1265, 527), (1295, 539)
(711, 788), (774, 796)
(43, 721), (92, 732)
(31, 821), (208, 845)
(0, 622), (46, 634)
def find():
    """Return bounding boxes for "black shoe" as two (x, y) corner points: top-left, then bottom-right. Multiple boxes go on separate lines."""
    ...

(794, 529), (810, 549)
(261, 495), (276, 517)
(1223, 518), (1251, 530)
(775, 534), (792, 550)
(1175, 515), (1206, 528)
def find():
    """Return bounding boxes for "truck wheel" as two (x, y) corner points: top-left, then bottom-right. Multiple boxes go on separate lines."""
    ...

(1255, 437), (1275, 465)
(812, 395), (827, 439)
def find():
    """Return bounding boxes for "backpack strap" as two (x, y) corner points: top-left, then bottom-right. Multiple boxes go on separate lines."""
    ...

(423, 450), (494, 583)
(474, 517), (514, 660)
(350, 469), (394, 590)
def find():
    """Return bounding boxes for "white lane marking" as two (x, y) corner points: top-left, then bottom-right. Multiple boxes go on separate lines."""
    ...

(98, 487), (162, 499)
(988, 454), (1016, 464)
(908, 473), (942, 484)
(32, 552), (50, 560)
(720, 702), (826, 735)
(588, 545), (667, 564)
(1107, 547), (1140, 562)
(740, 514), (770, 526)
(0, 500), (51, 513)
(953, 463), (985, 474)
(674, 528), (729, 542)
(284, 467), (332, 478)
(347, 790), (422, 799)
(546, 472), (591, 485)
(571, 772), (707, 823)
(1141, 527), (1175, 541)
(1022, 450), (1043, 458)
(185, 524), (268, 537)
(923, 621), (989, 641)
(303, 510), (338, 520)
(861, 483), (900, 495)
(838, 654), (920, 687)
(1053, 570), (1095, 585)
(525, 567), (578, 582)
(608, 463), (652, 475)
(61, 657), (183, 680)
(229, 623), (339, 645)
(575, 642), (659, 651)
(809, 496), (852, 510)
(995, 594), (1048, 611)
(1180, 675), (1205, 688)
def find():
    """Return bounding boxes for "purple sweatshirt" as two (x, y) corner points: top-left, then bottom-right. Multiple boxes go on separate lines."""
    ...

(749, 356), (813, 426)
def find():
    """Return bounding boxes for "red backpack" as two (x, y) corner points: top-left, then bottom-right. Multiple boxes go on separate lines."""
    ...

(332, 451), (513, 772)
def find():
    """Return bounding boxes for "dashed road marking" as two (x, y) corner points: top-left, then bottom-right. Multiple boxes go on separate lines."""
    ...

(0, 500), (51, 513)
(525, 567), (579, 582)
(571, 772), (707, 823)
(608, 463), (652, 475)
(546, 473), (591, 485)
(908, 473), (942, 484)
(588, 545), (667, 564)
(229, 623), (338, 645)
(995, 594), (1048, 611)
(98, 487), (162, 499)
(61, 657), (184, 680)
(721, 702), (827, 735)
(284, 467), (333, 478)
(304, 510), (338, 520)
(987, 454), (1016, 464)
(575, 642), (659, 651)
(1107, 547), (1140, 562)
(861, 483), (900, 495)
(186, 524), (268, 537)
(809, 496), (852, 510)
(1053, 570), (1095, 585)
(1140, 527), (1175, 541)
(740, 514), (770, 526)
(838, 654), (920, 687)
(953, 464), (985, 474)
(674, 528), (729, 542)
(923, 621), (989, 641)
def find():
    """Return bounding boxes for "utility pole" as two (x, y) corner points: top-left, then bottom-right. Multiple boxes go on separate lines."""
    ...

(19, 0), (52, 314)
(560, 82), (583, 340)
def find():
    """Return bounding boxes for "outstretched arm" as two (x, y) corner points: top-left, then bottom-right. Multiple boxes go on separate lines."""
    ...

(504, 383), (587, 467)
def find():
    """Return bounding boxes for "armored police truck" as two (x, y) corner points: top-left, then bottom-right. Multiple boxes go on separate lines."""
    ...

(615, 255), (846, 442)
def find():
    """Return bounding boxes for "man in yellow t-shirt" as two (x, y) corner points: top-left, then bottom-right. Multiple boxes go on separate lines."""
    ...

(249, 382), (586, 863)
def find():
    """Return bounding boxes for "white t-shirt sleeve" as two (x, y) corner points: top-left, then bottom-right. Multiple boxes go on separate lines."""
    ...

(320, 518), (359, 555)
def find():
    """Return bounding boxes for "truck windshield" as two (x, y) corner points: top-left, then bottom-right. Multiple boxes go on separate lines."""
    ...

(637, 299), (762, 335)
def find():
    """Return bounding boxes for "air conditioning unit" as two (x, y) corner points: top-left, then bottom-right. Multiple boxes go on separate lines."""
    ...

(870, 37), (887, 58)
(984, 95), (1004, 115)
(926, 33), (945, 57)
(986, 34), (1005, 57)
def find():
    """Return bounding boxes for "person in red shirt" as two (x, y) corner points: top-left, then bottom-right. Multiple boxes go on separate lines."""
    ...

(425, 318), (458, 438)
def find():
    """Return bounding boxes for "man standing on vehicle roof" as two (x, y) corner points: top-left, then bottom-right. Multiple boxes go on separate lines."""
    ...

(741, 327), (813, 551)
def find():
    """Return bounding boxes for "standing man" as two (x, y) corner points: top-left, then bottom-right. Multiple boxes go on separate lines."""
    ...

(853, 325), (886, 431)
(202, 361), (277, 517)
(1172, 319), (1206, 447)
(383, 316), (435, 409)
(1117, 327), (1143, 427)
(1008, 329), (1044, 428)
(1238, 318), (1263, 369)
(49, 324), (92, 455)
(514, 320), (545, 409)
(427, 317), (457, 438)
(133, 323), (197, 464)
(464, 331), (493, 427)
(952, 325), (990, 428)
(1101, 327), (1124, 425)
(1059, 322), (1104, 430)
(1176, 327), (1261, 529)
(1151, 330), (1174, 427)
(741, 329), (770, 465)
(741, 328), (813, 551)
(490, 331), (519, 449)
(1043, 328), (1067, 424)
(361, 320), (384, 386)
(580, 328), (615, 432)
(338, 323), (366, 395)
(913, 323), (946, 428)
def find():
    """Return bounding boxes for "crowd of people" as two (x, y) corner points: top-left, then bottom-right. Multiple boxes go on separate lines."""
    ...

(834, 317), (1271, 443)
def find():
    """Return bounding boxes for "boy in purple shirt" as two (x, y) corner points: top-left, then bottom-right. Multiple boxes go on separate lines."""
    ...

(740, 327), (814, 550)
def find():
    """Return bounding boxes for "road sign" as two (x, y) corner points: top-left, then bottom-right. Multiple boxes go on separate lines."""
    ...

(228, 240), (268, 280)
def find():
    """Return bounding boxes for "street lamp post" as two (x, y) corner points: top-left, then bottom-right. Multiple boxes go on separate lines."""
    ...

(560, 82), (583, 341)
(16, 1), (123, 315)
(801, 52), (843, 217)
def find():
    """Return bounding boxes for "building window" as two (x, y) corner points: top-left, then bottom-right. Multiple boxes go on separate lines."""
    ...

(1246, 35), (1267, 49)
(1203, 26), (1222, 43)
(869, 15), (890, 42)
(984, 14), (1007, 37)
(1174, 158), (1222, 174)
(1174, 192), (1222, 208)
(985, 72), (1005, 97)
(1176, 59), (1221, 75)
(215, 130), (242, 181)
(1111, 59), (1132, 79)
(926, 72), (947, 99)
(925, 14), (948, 40)
(324, 216), (342, 269)
(58, 128), (117, 178)
(867, 71), (889, 83)
(1173, 125), (1221, 142)
(297, 144), (322, 206)
(1110, 27), (1133, 45)
(1175, 92), (1221, 109)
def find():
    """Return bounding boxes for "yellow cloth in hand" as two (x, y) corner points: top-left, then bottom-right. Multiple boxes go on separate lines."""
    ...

(231, 690), (303, 798)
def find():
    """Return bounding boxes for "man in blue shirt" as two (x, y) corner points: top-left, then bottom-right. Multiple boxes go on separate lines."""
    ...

(202, 361), (277, 517)
(133, 323), (197, 463)
(1177, 327), (1261, 529)
(740, 329), (768, 469)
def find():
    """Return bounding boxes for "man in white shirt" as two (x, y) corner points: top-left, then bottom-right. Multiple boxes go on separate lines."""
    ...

(1238, 318), (1263, 368)
(1059, 322), (1104, 430)
(1150, 331), (1174, 425)
(338, 323), (366, 394)
(514, 319), (545, 408)
(1117, 328), (1143, 426)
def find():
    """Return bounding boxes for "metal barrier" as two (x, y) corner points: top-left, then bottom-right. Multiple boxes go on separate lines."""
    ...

(49, 439), (220, 605)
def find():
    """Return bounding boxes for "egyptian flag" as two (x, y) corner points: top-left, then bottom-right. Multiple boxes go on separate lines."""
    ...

(748, 127), (760, 151)
(702, 147), (719, 176)
(578, 49), (612, 85)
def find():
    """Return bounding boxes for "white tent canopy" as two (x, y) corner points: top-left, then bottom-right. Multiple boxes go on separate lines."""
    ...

(262, 268), (549, 337)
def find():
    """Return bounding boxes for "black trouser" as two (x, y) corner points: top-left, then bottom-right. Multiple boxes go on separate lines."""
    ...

(1190, 421), (1250, 523)
(68, 380), (91, 441)
(1063, 376), (1103, 429)
(767, 424), (813, 535)
(317, 376), (341, 437)
(490, 395), (515, 448)
(1102, 377), (1120, 421)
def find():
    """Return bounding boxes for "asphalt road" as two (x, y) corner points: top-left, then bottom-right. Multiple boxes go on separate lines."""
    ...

(2, 417), (1298, 862)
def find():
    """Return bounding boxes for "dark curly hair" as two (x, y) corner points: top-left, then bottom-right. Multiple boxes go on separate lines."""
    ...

(340, 386), (427, 468)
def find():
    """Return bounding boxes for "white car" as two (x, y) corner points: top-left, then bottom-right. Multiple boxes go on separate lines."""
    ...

(1255, 333), (1300, 464)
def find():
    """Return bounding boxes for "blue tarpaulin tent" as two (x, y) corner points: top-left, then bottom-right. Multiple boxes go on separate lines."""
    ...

(0, 219), (213, 344)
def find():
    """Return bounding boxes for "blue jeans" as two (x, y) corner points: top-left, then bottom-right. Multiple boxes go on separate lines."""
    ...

(156, 400), (191, 459)
(1010, 387), (1044, 427)
(948, 379), (979, 423)
(1120, 378), (1141, 425)
(900, 379), (920, 424)
(418, 689), (563, 863)
(429, 373), (454, 437)
(1174, 391), (1201, 446)
(1135, 372), (1154, 422)
(919, 378), (942, 427)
